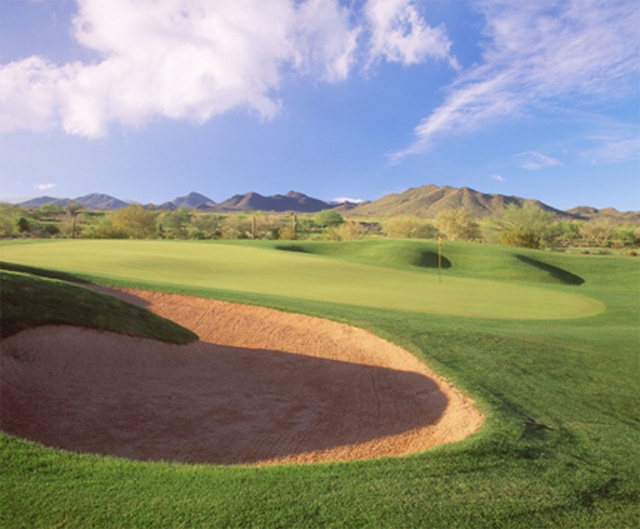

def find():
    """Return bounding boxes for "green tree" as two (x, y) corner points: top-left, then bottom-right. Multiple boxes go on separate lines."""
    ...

(553, 221), (583, 247)
(34, 203), (63, 220)
(314, 210), (344, 229)
(190, 214), (223, 239)
(65, 202), (84, 239)
(0, 204), (19, 237)
(111, 205), (158, 238)
(16, 217), (31, 234)
(433, 208), (481, 242)
(489, 204), (555, 249)
(161, 208), (193, 239)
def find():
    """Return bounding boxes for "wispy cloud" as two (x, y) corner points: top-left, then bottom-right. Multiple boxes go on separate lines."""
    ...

(391, 0), (640, 161)
(0, 0), (455, 138)
(582, 136), (640, 164)
(515, 151), (562, 170)
(34, 183), (57, 191)
(491, 174), (505, 182)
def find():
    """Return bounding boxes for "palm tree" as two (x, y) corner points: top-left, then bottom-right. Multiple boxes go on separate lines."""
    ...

(65, 202), (84, 239)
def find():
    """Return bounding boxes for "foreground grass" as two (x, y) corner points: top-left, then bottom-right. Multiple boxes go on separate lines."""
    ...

(1, 239), (638, 528)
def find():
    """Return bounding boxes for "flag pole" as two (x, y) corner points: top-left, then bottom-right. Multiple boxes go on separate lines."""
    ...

(438, 236), (443, 284)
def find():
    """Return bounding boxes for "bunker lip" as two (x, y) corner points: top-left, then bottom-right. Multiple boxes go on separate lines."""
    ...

(0, 287), (483, 465)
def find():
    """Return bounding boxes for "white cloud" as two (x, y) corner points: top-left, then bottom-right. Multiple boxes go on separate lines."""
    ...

(515, 151), (562, 170)
(491, 174), (505, 182)
(364, 0), (458, 69)
(0, 0), (454, 138)
(331, 197), (365, 204)
(291, 0), (361, 82)
(34, 183), (57, 191)
(392, 0), (640, 160)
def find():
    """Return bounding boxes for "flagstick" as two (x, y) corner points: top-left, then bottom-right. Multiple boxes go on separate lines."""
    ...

(438, 236), (443, 284)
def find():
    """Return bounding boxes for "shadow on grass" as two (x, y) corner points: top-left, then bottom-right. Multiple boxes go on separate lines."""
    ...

(0, 261), (93, 284)
(515, 255), (585, 285)
(415, 250), (452, 269)
(275, 244), (312, 254)
(0, 269), (193, 342)
(275, 244), (452, 269)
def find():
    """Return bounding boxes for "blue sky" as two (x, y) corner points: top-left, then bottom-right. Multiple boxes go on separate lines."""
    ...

(1, 0), (638, 211)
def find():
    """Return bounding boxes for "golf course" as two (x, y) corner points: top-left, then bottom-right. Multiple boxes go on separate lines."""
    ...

(1, 238), (638, 527)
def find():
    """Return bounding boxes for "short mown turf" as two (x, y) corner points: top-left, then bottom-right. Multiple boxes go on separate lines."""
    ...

(0, 239), (603, 319)
(1, 239), (638, 528)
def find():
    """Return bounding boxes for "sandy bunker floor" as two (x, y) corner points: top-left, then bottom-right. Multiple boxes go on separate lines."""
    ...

(1, 287), (483, 465)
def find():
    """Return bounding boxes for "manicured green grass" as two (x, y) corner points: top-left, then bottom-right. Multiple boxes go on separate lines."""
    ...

(0, 239), (603, 319)
(1, 239), (638, 528)
(0, 269), (196, 342)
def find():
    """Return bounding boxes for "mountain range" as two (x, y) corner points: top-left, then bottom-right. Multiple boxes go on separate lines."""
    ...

(15, 186), (639, 222)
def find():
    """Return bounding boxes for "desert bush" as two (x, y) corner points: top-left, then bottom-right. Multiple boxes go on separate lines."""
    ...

(384, 216), (437, 239)
(220, 215), (251, 239)
(190, 214), (223, 239)
(326, 220), (366, 241)
(611, 225), (639, 249)
(580, 220), (616, 247)
(40, 224), (61, 237)
(160, 208), (193, 239)
(111, 205), (158, 238)
(278, 226), (297, 240)
(499, 231), (541, 249)
(488, 204), (555, 249)
(434, 208), (481, 241)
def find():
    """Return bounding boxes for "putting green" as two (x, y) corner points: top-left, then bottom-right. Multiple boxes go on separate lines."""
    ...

(0, 240), (604, 320)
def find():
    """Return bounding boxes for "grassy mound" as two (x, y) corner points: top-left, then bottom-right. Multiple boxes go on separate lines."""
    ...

(276, 239), (588, 285)
(0, 269), (197, 343)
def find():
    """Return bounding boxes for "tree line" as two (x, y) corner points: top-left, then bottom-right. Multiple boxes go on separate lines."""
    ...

(1, 202), (638, 252)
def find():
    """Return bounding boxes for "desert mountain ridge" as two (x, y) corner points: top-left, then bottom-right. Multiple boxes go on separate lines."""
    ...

(14, 186), (639, 221)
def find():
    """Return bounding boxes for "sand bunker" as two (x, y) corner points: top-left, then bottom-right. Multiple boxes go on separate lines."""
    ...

(1, 287), (483, 465)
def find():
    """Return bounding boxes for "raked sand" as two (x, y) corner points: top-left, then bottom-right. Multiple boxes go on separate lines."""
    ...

(1, 287), (483, 465)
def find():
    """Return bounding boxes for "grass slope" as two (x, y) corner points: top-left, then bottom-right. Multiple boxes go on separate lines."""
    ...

(1, 239), (638, 528)
(0, 269), (197, 343)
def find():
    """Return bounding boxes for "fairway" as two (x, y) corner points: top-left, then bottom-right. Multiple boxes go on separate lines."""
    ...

(0, 240), (603, 319)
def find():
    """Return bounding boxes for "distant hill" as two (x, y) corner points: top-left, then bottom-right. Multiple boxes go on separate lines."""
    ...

(160, 192), (216, 210)
(345, 185), (575, 220)
(19, 193), (128, 210)
(14, 185), (638, 221)
(215, 191), (330, 213)
(74, 194), (130, 210)
(18, 196), (63, 208)
(566, 206), (640, 223)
